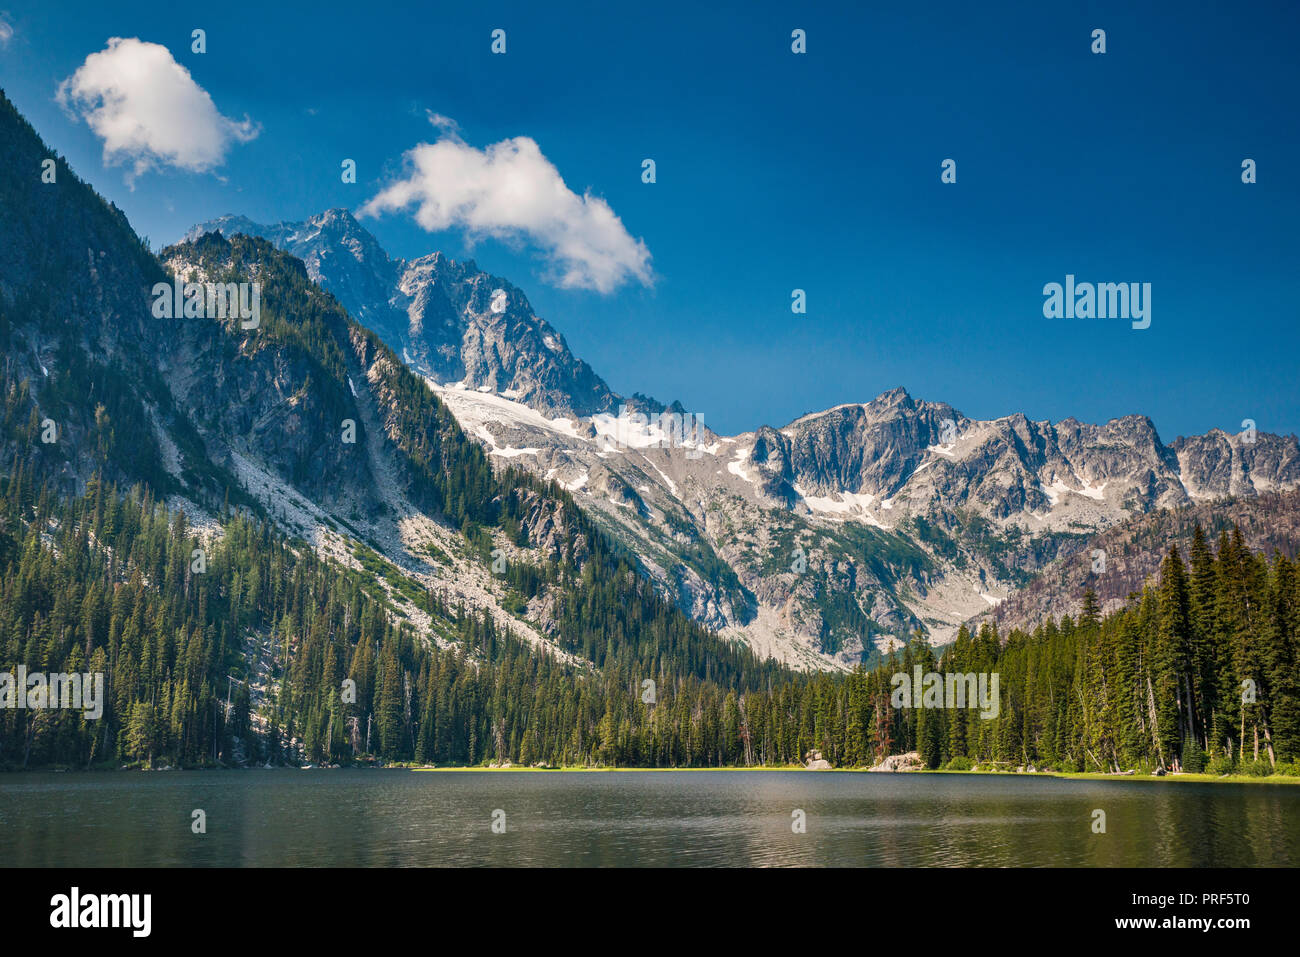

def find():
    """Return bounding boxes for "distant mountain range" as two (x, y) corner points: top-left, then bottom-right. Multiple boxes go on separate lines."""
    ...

(182, 209), (1300, 667)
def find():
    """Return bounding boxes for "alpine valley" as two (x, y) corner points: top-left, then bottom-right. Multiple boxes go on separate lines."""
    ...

(3, 87), (1299, 775)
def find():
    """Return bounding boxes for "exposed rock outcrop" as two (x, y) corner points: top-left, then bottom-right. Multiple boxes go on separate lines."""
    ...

(868, 751), (925, 772)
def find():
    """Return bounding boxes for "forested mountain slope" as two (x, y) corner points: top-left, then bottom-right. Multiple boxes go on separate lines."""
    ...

(0, 88), (786, 767)
(986, 489), (1300, 633)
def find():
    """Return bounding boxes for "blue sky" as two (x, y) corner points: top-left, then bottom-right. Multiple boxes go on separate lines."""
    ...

(2, 1), (1297, 439)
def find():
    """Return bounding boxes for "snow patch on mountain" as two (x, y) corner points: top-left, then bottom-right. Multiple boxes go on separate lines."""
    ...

(793, 483), (890, 529)
(727, 448), (755, 483)
(430, 379), (584, 440)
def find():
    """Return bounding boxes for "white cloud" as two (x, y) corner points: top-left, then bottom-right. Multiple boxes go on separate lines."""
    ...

(361, 120), (652, 294)
(56, 37), (258, 183)
(0, 17), (13, 47)
(425, 110), (459, 135)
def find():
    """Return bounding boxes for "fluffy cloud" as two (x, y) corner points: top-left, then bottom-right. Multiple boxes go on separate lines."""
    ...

(56, 37), (258, 182)
(0, 17), (13, 47)
(362, 120), (652, 294)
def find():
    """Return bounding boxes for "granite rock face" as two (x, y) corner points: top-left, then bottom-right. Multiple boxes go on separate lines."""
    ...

(188, 210), (621, 418)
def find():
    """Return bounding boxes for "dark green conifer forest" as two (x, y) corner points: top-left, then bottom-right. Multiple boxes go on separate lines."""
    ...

(2, 468), (1296, 774)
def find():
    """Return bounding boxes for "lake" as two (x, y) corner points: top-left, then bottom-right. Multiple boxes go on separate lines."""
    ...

(1, 770), (1296, 867)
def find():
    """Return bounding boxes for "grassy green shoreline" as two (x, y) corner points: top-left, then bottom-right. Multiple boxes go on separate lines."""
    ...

(401, 766), (1300, 784)
(10, 764), (1299, 784)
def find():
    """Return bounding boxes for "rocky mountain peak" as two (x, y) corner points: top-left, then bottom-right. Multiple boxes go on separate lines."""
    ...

(188, 209), (626, 418)
(869, 385), (914, 411)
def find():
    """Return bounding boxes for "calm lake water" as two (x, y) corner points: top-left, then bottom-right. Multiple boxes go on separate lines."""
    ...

(1, 770), (1296, 867)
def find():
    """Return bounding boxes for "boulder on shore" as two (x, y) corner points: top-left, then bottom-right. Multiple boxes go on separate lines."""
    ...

(868, 751), (924, 772)
(804, 749), (832, 770)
